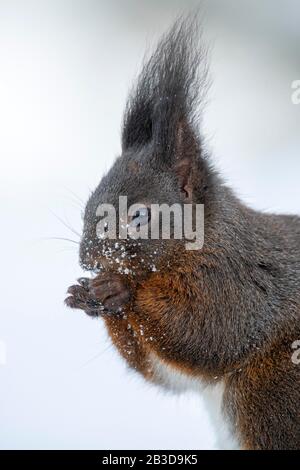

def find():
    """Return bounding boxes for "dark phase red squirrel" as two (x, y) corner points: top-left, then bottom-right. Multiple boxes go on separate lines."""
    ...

(65, 18), (300, 449)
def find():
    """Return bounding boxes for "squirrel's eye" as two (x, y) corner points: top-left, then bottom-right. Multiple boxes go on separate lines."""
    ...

(130, 207), (151, 228)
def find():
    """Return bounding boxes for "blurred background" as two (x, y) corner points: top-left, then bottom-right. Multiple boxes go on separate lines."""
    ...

(0, 0), (299, 449)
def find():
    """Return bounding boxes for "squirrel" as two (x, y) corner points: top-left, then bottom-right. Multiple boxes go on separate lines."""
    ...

(65, 17), (300, 450)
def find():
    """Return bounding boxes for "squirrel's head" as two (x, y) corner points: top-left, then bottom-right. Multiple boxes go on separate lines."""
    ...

(80, 18), (214, 277)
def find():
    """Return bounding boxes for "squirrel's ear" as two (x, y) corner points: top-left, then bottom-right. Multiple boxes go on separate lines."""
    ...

(173, 119), (199, 202)
(122, 16), (209, 200)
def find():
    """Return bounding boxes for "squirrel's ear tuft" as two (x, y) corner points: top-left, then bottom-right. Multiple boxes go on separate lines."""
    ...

(122, 15), (209, 175)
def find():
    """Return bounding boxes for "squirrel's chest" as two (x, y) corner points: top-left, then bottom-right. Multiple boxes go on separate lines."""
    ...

(149, 352), (240, 450)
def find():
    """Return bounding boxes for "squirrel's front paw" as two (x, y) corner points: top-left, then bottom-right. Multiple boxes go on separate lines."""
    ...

(65, 277), (101, 317)
(65, 273), (131, 316)
(89, 273), (131, 313)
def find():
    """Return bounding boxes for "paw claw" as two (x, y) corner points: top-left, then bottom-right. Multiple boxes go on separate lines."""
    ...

(77, 277), (90, 289)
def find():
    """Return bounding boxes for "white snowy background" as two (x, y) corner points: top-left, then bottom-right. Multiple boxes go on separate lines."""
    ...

(0, 0), (299, 449)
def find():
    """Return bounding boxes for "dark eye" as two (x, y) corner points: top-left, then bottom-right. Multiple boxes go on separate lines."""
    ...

(130, 207), (151, 228)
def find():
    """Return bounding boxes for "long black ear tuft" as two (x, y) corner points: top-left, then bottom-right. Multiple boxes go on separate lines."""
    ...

(122, 15), (209, 170)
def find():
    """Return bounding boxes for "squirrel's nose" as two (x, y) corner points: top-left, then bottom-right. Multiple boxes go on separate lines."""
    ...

(80, 256), (110, 273)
